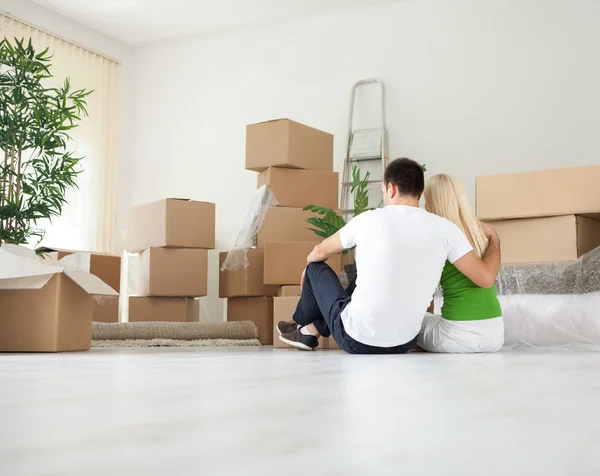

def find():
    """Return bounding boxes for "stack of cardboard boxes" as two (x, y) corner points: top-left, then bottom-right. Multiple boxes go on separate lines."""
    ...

(221, 118), (342, 348)
(476, 165), (600, 263)
(126, 198), (216, 322)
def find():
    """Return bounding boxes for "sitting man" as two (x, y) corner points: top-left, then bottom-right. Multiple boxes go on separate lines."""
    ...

(277, 158), (501, 354)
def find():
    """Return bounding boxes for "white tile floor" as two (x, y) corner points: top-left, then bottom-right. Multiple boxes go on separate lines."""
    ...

(1, 347), (599, 476)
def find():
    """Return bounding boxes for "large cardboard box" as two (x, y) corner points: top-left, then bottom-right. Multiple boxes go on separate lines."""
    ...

(219, 249), (278, 298)
(257, 167), (339, 209)
(128, 198), (215, 252)
(136, 248), (208, 297)
(476, 165), (600, 221)
(227, 297), (273, 345)
(492, 215), (600, 264)
(128, 297), (200, 322)
(38, 247), (121, 292)
(278, 285), (302, 297)
(264, 242), (343, 285)
(257, 207), (318, 248)
(246, 119), (333, 172)
(92, 295), (119, 323)
(0, 273), (113, 353)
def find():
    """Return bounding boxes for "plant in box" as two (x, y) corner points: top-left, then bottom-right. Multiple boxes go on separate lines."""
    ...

(304, 163), (426, 283)
(0, 37), (92, 246)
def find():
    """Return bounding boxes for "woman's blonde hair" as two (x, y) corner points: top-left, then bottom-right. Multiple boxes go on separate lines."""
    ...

(424, 174), (488, 258)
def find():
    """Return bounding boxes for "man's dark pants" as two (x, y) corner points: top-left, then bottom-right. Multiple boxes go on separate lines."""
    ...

(292, 262), (417, 354)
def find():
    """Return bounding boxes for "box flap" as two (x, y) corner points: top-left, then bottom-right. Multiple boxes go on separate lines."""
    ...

(36, 246), (118, 258)
(57, 252), (92, 274)
(0, 245), (62, 287)
(0, 245), (117, 294)
(65, 270), (119, 296)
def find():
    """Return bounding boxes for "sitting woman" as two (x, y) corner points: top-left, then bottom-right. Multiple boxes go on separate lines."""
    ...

(419, 174), (504, 353)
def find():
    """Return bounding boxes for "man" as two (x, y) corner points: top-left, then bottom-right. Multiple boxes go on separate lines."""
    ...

(277, 158), (501, 354)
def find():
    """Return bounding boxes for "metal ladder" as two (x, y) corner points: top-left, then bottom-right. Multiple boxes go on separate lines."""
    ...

(340, 79), (389, 218)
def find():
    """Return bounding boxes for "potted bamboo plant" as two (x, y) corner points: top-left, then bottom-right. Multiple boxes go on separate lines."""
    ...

(0, 37), (92, 246)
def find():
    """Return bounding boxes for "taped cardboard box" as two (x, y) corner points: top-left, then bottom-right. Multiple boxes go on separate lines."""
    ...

(257, 207), (318, 248)
(278, 285), (302, 297)
(246, 119), (333, 172)
(0, 246), (118, 352)
(128, 198), (215, 252)
(264, 242), (343, 285)
(273, 296), (339, 350)
(219, 249), (278, 298)
(476, 165), (600, 221)
(128, 297), (200, 322)
(38, 247), (121, 292)
(491, 215), (600, 264)
(135, 248), (208, 297)
(92, 295), (119, 323)
(227, 296), (273, 345)
(257, 167), (339, 209)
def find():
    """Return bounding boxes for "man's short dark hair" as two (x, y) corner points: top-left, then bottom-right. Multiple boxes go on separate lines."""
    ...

(383, 158), (425, 198)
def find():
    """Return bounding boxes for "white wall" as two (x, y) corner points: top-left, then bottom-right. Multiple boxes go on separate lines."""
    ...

(130, 0), (600, 322)
(1, 0), (135, 253)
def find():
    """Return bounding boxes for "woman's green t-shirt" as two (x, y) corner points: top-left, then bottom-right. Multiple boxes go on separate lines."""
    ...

(439, 261), (502, 321)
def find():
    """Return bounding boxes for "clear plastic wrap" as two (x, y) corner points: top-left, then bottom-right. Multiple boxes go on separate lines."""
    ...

(220, 185), (278, 271)
(494, 247), (600, 348)
(496, 247), (600, 295)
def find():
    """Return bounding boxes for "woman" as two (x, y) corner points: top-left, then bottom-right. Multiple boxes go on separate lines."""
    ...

(419, 173), (504, 353)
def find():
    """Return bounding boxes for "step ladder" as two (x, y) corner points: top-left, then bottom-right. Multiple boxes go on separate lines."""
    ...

(340, 79), (389, 218)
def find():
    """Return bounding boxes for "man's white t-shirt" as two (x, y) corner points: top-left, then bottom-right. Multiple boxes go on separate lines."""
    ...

(338, 205), (473, 347)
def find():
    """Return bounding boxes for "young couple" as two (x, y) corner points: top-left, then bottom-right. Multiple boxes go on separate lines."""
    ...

(277, 158), (503, 354)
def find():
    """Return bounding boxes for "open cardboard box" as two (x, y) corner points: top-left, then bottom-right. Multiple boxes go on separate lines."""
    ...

(0, 245), (118, 352)
(37, 246), (121, 292)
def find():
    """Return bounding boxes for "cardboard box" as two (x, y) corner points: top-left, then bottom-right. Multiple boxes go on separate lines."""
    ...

(136, 248), (208, 297)
(491, 215), (600, 263)
(476, 165), (600, 221)
(278, 285), (302, 297)
(38, 247), (121, 292)
(0, 247), (118, 352)
(219, 249), (278, 298)
(264, 242), (343, 285)
(227, 297), (273, 345)
(257, 167), (339, 209)
(128, 297), (200, 322)
(246, 119), (333, 172)
(128, 198), (215, 252)
(92, 295), (119, 323)
(257, 207), (319, 248)
(273, 296), (338, 350)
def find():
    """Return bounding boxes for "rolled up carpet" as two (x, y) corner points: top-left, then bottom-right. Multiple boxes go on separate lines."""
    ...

(92, 321), (259, 341)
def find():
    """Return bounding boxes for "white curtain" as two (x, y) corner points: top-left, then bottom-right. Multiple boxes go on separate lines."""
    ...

(0, 12), (120, 253)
